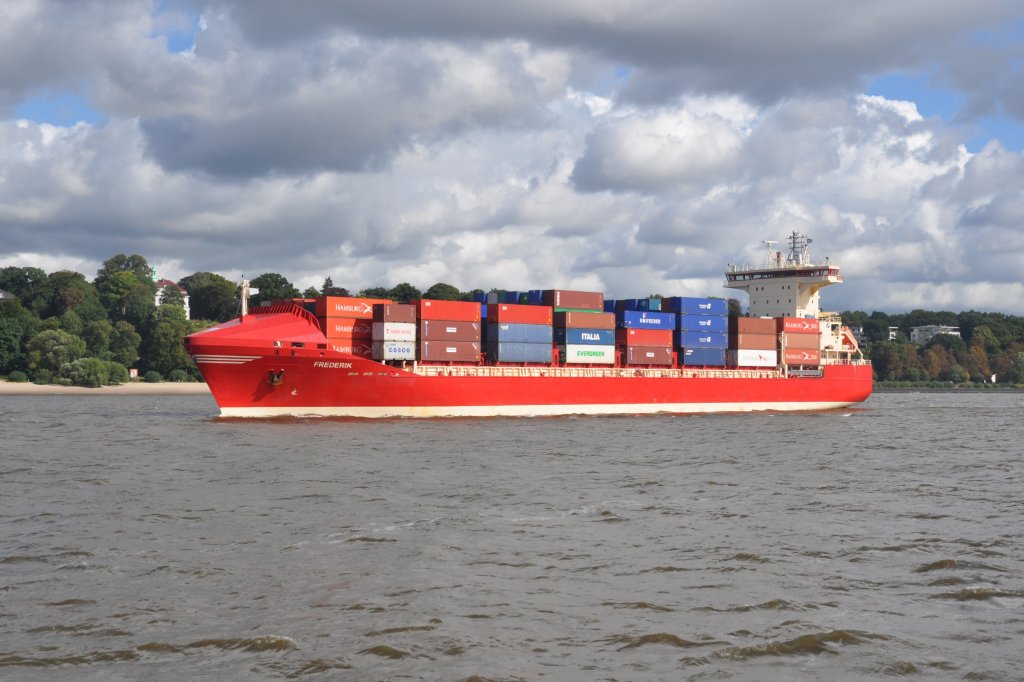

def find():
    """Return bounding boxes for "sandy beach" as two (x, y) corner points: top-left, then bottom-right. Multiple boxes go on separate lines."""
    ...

(0, 381), (211, 396)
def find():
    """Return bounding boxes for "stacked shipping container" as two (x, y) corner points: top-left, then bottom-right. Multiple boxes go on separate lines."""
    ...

(615, 309), (675, 366)
(549, 291), (616, 364)
(486, 303), (553, 363)
(371, 303), (417, 361)
(416, 299), (482, 362)
(666, 297), (728, 367)
(315, 296), (390, 358)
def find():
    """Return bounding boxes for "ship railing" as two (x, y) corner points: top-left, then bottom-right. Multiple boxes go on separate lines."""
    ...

(409, 364), (783, 380)
(248, 301), (321, 328)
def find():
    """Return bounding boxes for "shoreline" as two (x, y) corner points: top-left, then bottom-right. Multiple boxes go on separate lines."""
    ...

(0, 381), (211, 396)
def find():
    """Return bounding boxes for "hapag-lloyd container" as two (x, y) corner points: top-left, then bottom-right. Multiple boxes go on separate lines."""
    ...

(321, 318), (373, 338)
(682, 347), (726, 366)
(676, 331), (728, 349)
(373, 303), (417, 324)
(781, 332), (820, 350)
(419, 341), (481, 362)
(486, 342), (552, 363)
(624, 346), (674, 366)
(416, 299), (481, 322)
(487, 323), (553, 344)
(782, 348), (821, 365)
(419, 320), (481, 341)
(542, 289), (604, 311)
(554, 327), (615, 345)
(372, 322), (416, 341)
(729, 349), (778, 367)
(616, 328), (673, 347)
(616, 310), (676, 330)
(316, 297), (392, 319)
(777, 317), (820, 334)
(679, 315), (728, 333)
(372, 341), (416, 361)
(486, 303), (553, 325)
(729, 332), (777, 350)
(729, 317), (776, 334)
(560, 344), (615, 364)
(553, 311), (615, 330)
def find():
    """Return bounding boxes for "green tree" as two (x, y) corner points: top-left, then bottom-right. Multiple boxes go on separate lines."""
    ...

(109, 321), (142, 367)
(140, 317), (192, 377)
(359, 286), (391, 299)
(321, 277), (349, 296)
(26, 329), (86, 374)
(180, 272), (238, 322)
(1002, 352), (1024, 384)
(249, 273), (299, 306)
(0, 266), (48, 314)
(81, 319), (114, 359)
(389, 282), (421, 303)
(862, 313), (891, 344)
(60, 357), (109, 387)
(158, 284), (185, 309)
(41, 270), (106, 321)
(424, 282), (461, 300)
(302, 286), (319, 298)
(96, 254), (154, 285)
(0, 300), (39, 373)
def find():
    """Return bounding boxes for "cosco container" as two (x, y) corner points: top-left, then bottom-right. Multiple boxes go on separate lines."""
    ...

(681, 347), (726, 366)
(419, 341), (481, 362)
(542, 289), (604, 311)
(315, 296), (391, 319)
(372, 322), (416, 341)
(486, 302), (553, 325)
(728, 349), (778, 367)
(372, 303), (417, 324)
(320, 318), (373, 338)
(487, 323), (553, 344)
(663, 297), (728, 316)
(777, 317), (820, 334)
(675, 331), (728, 349)
(419, 320), (481, 341)
(729, 332), (777, 350)
(624, 346), (674, 366)
(372, 341), (416, 361)
(554, 327), (615, 345)
(616, 328), (673, 347)
(560, 344), (615, 364)
(781, 349), (821, 365)
(729, 317), (776, 334)
(553, 310), (616, 329)
(416, 299), (481, 322)
(616, 310), (676, 330)
(678, 314), (728, 333)
(781, 332), (820, 350)
(486, 342), (553, 364)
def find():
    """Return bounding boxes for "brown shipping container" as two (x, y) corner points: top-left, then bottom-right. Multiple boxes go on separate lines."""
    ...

(419, 320), (481, 341)
(625, 346), (674, 366)
(373, 303), (417, 324)
(541, 289), (604, 311)
(782, 332), (820, 350)
(320, 318), (373, 338)
(416, 299), (481, 322)
(553, 310), (616, 330)
(729, 332), (777, 350)
(729, 317), (776, 334)
(782, 348), (821, 365)
(419, 340), (481, 362)
(315, 296), (391, 319)
(486, 302), (553, 325)
(616, 328), (673, 347)
(776, 317), (820, 334)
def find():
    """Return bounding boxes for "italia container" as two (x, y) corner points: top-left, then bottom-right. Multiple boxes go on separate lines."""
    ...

(678, 314), (728, 333)
(554, 328), (615, 345)
(616, 328), (673, 347)
(553, 310), (615, 329)
(777, 317), (820, 334)
(729, 317), (776, 334)
(486, 302), (552, 325)
(372, 322), (416, 341)
(542, 289), (603, 311)
(729, 333), (777, 350)
(321, 318), (373, 339)
(372, 340), (416, 361)
(616, 310), (676, 330)
(419, 320), (481, 341)
(330, 342), (373, 358)
(316, 296), (391, 319)
(781, 332), (820, 350)
(782, 349), (821, 366)
(625, 346), (674, 366)
(729, 349), (778, 367)
(676, 331), (728, 349)
(372, 303), (417, 324)
(486, 342), (552, 364)
(488, 323), (553, 344)
(416, 299), (481, 322)
(419, 341), (481, 362)
(682, 348), (726, 367)
(560, 344), (615, 364)
(663, 297), (728, 316)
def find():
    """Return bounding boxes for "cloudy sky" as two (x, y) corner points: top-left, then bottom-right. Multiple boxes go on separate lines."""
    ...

(3, 1), (1024, 314)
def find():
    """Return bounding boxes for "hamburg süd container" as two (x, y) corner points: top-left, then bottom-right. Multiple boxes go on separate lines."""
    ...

(553, 310), (615, 330)
(729, 316), (776, 334)
(663, 297), (728, 316)
(372, 322), (416, 341)
(728, 332), (777, 350)
(315, 297), (391, 319)
(486, 342), (553, 364)
(782, 348), (821, 366)
(372, 303), (417, 324)
(329, 342), (374, 358)
(678, 314), (728, 333)
(616, 328), (673, 347)
(616, 310), (676, 330)
(419, 341), (481, 362)
(486, 302), (553, 325)
(560, 344), (615, 364)
(681, 347), (726, 366)
(372, 341), (417, 361)
(676, 331), (728, 349)
(728, 349), (778, 367)
(776, 317), (820, 334)
(554, 327), (615, 345)
(487, 323), (553, 344)
(542, 289), (604, 311)
(781, 332), (820, 350)
(624, 346), (674, 366)
(419, 320), (481, 341)
(321, 318), (373, 338)
(416, 299), (481, 322)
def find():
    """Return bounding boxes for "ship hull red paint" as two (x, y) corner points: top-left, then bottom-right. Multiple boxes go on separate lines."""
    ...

(187, 307), (872, 418)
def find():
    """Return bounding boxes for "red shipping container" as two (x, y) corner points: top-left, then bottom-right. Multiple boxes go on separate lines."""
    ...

(554, 311), (615, 329)
(625, 346), (674, 366)
(777, 317), (820, 334)
(330, 342), (373, 358)
(419, 320), (481, 341)
(782, 332), (820, 350)
(542, 289), (604, 311)
(416, 299), (481, 322)
(316, 297), (391, 319)
(782, 348), (821, 365)
(487, 302), (553, 325)
(729, 317), (776, 334)
(373, 303), (417, 324)
(729, 332), (777, 350)
(320, 318), (373, 338)
(419, 340), (481, 362)
(616, 328), (673, 346)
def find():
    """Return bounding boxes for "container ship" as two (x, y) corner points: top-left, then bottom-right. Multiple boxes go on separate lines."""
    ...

(185, 233), (872, 417)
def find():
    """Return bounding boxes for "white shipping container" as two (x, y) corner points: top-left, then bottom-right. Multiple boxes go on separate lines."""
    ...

(372, 341), (417, 361)
(729, 349), (778, 367)
(561, 344), (615, 364)
(372, 322), (416, 341)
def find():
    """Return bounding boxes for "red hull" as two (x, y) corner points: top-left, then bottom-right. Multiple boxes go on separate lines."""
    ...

(186, 306), (873, 418)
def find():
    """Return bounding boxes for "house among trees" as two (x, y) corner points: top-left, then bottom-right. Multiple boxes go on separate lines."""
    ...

(0, 288), (16, 301)
(154, 278), (190, 319)
(911, 325), (961, 344)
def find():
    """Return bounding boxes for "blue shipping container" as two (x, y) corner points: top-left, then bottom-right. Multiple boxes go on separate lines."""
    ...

(675, 331), (728, 349)
(617, 310), (676, 330)
(486, 342), (552, 363)
(553, 327), (615, 345)
(682, 347), (727, 366)
(663, 297), (728, 316)
(678, 314), (728, 333)
(487, 322), (553, 344)
(527, 290), (545, 305)
(604, 299), (616, 313)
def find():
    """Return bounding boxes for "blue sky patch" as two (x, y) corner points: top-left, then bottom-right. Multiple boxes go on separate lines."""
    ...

(15, 91), (105, 126)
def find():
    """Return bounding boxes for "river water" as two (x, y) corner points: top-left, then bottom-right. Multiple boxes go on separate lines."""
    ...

(1, 391), (1022, 681)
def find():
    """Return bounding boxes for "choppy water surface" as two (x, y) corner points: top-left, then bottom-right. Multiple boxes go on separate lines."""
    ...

(1, 391), (1022, 681)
